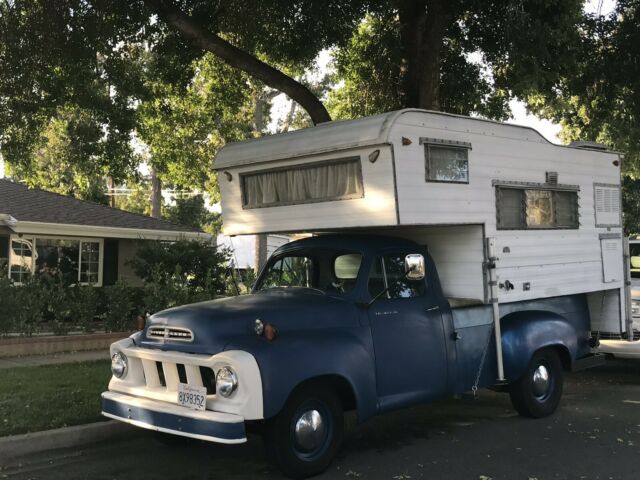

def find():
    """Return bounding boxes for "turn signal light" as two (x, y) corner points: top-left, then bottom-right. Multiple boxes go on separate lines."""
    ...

(264, 323), (278, 342)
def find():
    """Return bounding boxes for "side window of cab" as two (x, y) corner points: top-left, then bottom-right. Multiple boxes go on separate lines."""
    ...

(368, 253), (426, 299)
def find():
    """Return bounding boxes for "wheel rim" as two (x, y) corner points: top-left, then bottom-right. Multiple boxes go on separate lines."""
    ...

(290, 401), (332, 461)
(532, 363), (552, 400)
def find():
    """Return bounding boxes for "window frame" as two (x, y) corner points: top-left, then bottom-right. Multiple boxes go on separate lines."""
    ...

(240, 156), (365, 209)
(367, 252), (426, 300)
(8, 235), (104, 286)
(420, 138), (472, 184)
(495, 181), (580, 231)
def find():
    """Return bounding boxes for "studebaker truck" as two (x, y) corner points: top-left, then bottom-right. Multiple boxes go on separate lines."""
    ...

(102, 234), (600, 478)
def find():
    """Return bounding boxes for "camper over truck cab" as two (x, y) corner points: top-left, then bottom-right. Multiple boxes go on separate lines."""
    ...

(102, 109), (628, 479)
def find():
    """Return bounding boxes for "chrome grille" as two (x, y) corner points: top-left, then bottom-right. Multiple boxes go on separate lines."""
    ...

(147, 326), (194, 342)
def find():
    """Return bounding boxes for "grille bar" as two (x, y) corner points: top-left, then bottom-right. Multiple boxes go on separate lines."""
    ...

(147, 326), (194, 342)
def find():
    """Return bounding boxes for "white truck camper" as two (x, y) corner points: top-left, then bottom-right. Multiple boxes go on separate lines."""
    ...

(100, 109), (632, 480)
(215, 108), (632, 348)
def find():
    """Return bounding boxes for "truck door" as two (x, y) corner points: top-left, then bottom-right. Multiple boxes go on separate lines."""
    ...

(366, 252), (449, 409)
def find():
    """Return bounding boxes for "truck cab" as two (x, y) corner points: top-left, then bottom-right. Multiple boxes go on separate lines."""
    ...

(102, 233), (596, 478)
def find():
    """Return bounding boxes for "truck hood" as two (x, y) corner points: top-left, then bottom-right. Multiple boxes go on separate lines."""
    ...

(137, 289), (356, 354)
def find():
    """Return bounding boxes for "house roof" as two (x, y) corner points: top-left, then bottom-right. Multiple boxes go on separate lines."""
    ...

(0, 179), (207, 240)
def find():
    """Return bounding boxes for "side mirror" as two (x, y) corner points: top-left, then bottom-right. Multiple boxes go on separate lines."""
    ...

(405, 254), (425, 281)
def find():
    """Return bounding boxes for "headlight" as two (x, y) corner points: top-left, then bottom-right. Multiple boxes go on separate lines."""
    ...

(216, 366), (238, 397)
(111, 352), (128, 379)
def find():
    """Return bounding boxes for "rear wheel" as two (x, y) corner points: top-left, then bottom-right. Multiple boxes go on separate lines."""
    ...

(264, 383), (344, 479)
(509, 348), (564, 418)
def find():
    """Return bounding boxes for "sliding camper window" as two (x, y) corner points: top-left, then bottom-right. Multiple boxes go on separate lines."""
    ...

(421, 139), (471, 184)
(496, 185), (579, 229)
(241, 157), (364, 209)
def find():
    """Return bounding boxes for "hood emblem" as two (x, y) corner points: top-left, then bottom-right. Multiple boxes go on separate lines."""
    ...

(147, 326), (194, 343)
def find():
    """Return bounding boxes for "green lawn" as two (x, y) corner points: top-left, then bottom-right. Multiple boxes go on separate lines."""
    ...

(0, 360), (111, 436)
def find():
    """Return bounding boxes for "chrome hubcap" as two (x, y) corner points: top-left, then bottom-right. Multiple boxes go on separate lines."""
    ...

(532, 364), (550, 398)
(294, 409), (326, 452)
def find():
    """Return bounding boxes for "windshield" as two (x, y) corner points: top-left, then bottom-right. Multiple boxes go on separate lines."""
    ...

(255, 249), (363, 295)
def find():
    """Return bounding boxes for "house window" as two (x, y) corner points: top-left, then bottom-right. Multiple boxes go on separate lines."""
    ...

(241, 157), (364, 208)
(80, 241), (100, 284)
(422, 139), (471, 183)
(9, 238), (34, 284)
(496, 185), (579, 230)
(8, 236), (103, 286)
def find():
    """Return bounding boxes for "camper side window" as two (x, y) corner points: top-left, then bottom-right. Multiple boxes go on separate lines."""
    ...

(424, 144), (469, 183)
(496, 186), (579, 230)
(241, 157), (364, 208)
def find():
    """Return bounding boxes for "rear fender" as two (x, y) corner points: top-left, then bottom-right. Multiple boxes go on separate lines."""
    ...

(501, 310), (584, 382)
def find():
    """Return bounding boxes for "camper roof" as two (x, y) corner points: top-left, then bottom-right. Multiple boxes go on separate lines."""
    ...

(213, 108), (557, 170)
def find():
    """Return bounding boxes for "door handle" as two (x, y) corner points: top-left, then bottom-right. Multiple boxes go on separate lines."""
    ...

(426, 306), (440, 312)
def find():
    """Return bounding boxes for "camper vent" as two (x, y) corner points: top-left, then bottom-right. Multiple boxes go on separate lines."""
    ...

(594, 184), (621, 227)
(546, 171), (559, 185)
(569, 140), (608, 151)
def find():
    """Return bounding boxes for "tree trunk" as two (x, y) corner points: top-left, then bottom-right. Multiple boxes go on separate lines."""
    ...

(398, 0), (427, 108)
(106, 176), (116, 208)
(150, 168), (162, 219)
(398, 0), (451, 111)
(143, 0), (331, 125)
(254, 233), (268, 274)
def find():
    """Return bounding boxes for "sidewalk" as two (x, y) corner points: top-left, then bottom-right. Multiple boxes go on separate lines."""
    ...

(0, 349), (108, 369)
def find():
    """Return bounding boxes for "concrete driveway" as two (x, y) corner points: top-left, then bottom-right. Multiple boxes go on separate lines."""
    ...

(2, 359), (639, 480)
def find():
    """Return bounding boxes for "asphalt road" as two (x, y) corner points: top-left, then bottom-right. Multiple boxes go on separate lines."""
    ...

(2, 359), (640, 480)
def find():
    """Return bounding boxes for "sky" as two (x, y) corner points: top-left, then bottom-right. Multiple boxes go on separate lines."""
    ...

(0, 0), (616, 179)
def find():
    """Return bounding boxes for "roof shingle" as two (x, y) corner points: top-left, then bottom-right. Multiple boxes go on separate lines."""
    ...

(0, 179), (201, 233)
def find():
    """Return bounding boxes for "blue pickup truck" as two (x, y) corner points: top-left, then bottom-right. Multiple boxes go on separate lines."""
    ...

(102, 234), (598, 478)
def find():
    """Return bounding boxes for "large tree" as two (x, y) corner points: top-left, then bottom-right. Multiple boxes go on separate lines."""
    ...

(1, 0), (588, 211)
(527, 0), (640, 171)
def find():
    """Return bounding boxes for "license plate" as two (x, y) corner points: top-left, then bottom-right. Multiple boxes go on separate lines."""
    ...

(177, 383), (207, 411)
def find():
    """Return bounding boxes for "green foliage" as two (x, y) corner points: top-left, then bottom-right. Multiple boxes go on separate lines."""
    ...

(103, 280), (137, 332)
(623, 176), (640, 235)
(526, 1), (640, 172)
(135, 53), (256, 196)
(328, 1), (583, 121)
(163, 194), (221, 234)
(129, 239), (229, 293)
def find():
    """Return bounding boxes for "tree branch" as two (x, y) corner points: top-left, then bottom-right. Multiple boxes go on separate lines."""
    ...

(143, 0), (331, 125)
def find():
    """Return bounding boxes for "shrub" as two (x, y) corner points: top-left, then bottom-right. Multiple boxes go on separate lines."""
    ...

(0, 239), (232, 336)
(103, 280), (137, 332)
(128, 239), (229, 293)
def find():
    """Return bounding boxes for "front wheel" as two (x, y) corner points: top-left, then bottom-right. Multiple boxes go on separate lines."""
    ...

(509, 348), (564, 418)
(264, 383), (344, 479)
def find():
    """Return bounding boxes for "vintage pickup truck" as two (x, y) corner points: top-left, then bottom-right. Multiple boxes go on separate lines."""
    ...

(102, 233), (599, 478)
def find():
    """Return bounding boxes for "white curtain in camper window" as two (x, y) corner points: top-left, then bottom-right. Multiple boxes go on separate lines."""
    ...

(243, 159), (363, 207)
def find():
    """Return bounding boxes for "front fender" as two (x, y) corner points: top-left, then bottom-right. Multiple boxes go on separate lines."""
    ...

(225, 327), (377, 421)
(501, 310), (587, 381)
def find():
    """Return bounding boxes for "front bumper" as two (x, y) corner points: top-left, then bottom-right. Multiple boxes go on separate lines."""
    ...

(101, 391), (247, 444)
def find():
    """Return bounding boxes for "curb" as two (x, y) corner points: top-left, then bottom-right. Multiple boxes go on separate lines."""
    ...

(0, 420), (140, 464)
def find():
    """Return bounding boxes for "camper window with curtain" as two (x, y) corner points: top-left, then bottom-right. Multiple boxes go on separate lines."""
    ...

(496, 185), (579, 230)
(241, 157), (364, 208)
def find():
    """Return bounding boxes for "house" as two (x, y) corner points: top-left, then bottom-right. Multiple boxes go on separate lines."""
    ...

(0, 179), (209, 286)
